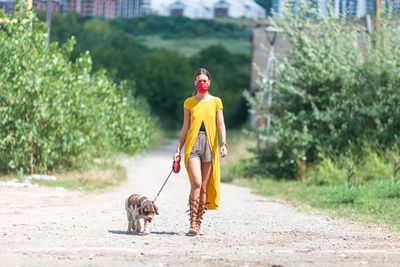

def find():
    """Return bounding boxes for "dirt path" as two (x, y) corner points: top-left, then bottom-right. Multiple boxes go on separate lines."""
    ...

(1, 141), (400, 266)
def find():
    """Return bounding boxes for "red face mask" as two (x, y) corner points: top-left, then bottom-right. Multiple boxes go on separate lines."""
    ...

(195, 82), (209, 94)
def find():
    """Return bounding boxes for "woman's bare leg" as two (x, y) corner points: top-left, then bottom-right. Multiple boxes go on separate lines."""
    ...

(188, 158), (202, 199)
(197, 161), (212, 234)
(187, 158), (202, 234)
(200, 162), (212, 204)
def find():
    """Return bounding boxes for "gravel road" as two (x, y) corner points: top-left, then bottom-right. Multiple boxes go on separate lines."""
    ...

(1, 141), (400, 266)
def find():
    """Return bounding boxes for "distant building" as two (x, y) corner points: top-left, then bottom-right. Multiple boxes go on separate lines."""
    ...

(272, 0), (400, 18)
(0, 0), (63, 13)
(69, 0), (115, 18)
(169, 0), (185, 16)
(0, 0), (150, 19)
(0, 0), (267, 19)
(214, 0), (229, 16)
(1, 0), (269, 19)
(0, 0), (16, 13)
(152, 0), (266, 19)
(115, 0), (135, 17)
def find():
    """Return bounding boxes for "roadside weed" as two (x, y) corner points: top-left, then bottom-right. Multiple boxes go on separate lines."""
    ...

(376, 179), (400, 199)
(324, 185), (359, 204)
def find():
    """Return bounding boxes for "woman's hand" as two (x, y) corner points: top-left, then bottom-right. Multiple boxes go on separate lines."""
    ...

(173, 152), (181, 161)
(220, 143), (228, 158)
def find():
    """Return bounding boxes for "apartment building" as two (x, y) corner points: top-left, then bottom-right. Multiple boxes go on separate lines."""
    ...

(0, 0), (63, 13)
(0, 0), (16, 13)
(272, 0), (400, 18)
(115, 0), (151, 17)
(1, 0), (150, 19)
(152, 0), (266, 19)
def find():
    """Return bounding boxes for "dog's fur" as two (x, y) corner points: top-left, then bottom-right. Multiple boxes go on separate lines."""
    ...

(125, 194), (159, 234)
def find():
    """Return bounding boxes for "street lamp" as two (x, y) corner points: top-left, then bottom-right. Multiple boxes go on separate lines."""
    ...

(264, 25), (281, 147)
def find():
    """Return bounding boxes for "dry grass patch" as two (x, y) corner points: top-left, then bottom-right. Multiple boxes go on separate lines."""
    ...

(50, 165), (126, 192)
(1, 163), (127, 193)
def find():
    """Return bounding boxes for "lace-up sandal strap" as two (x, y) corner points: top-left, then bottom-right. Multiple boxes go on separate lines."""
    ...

(187, 196), (199, 235)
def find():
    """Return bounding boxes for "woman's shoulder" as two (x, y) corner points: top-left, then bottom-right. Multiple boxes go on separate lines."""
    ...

(184, 96), (195, 103)
(212, 96), (222, 102)
(184, 96), (195, 108)
(212, 96), (223, 110)
(212, 96), (223, 104)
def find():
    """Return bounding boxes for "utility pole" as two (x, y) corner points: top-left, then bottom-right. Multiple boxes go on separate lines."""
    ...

(46, 0), (52, 45)
(375, 0), (381, 35)
(46, 0), (53, 49)
(27, 0), (32, 10)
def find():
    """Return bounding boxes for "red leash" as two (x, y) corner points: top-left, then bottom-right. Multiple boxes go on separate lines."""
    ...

(153, 155), (181, 203)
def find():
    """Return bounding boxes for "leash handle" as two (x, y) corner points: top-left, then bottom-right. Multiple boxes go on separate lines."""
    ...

(173, 155), (181, 173)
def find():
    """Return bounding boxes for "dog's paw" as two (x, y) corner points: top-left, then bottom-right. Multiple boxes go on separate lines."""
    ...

(143, 230), (150, 235)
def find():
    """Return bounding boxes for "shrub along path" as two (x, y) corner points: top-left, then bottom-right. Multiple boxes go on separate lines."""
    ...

(0, 141), (399, 266)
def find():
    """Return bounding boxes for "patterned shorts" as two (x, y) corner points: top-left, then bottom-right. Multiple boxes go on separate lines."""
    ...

(188, 131), (213, 163)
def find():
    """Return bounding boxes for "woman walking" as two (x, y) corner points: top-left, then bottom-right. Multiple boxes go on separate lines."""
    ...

(174, 68), (227, 235)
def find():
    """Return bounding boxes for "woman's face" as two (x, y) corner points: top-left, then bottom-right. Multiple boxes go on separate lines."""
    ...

(195, 74), (210, 85)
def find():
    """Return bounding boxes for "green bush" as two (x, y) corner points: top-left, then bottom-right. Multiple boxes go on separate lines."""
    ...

(376, 179), (400, 198)
(245, 3), (400, 179)
(0, 5), (154, 174)
(356, 151), (393, 182)
(109, 15), (252, 39)
(324, 184), (359, 204)
(306, 146), (397, 186)
(306, 158), (347, 185)
(135, 49), (193, 127)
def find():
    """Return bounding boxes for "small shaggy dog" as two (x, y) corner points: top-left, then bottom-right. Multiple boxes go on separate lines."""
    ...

(125, 194), (159, 234)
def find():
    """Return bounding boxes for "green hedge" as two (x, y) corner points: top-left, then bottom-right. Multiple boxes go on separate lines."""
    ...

(246, 4), (400, 178)
(0, 6), (154, 174)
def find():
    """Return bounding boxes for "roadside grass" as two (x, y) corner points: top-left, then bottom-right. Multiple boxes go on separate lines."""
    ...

(137, 36), (251, 57)
(221, 129), (400, 231)
(0, 161), (126, 193)
(35, 162), (126, 192)
(234, 177), (400, 230)
(0, 129), (169, 193)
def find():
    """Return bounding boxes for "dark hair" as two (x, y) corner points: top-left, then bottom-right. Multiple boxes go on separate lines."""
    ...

(192, 68), (211, 96)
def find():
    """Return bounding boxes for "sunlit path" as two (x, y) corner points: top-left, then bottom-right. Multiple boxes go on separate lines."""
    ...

(1, 140), (400, 266)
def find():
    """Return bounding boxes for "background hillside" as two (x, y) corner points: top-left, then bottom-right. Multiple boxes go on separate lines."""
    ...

(39, 11), (253, 128)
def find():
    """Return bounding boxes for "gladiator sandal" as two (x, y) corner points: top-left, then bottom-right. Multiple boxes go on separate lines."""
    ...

(196, 201), (208, 235)
(186, 196), (199, 235)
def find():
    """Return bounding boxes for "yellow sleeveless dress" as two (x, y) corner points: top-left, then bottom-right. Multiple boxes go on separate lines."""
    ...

(184, 96), (223, 210)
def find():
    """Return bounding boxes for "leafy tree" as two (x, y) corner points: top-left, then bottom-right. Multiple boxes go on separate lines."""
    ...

(50, 10), (80, 44)
(75, 19), (148, 80)
(135, 50), (193, 126)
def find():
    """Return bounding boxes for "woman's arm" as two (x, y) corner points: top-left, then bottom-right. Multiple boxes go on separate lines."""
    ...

(217, 109), (227, 158)
(174, 108), (190, 159)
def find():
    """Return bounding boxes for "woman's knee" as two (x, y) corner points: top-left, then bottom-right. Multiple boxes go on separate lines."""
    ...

(192, 180), (202, 190)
